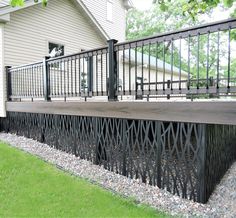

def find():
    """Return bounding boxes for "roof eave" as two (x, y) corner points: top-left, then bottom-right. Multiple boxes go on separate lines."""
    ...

(0, 0), (41, 16)
(123, 0), (134, 10)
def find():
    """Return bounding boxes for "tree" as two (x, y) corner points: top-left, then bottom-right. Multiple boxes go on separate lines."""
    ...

(126, 0), (203, 40)
(153, 0), (236, 20)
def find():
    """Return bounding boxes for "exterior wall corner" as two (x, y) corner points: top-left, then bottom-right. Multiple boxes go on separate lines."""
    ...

(0, 23), (6, 117)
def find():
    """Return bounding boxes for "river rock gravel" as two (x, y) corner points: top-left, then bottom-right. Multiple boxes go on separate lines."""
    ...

(0, 133), (235, 217)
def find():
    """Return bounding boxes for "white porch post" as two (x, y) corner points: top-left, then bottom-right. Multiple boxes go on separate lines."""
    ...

(0, 23), (6, 117)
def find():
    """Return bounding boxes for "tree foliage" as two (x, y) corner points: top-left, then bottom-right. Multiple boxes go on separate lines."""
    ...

(126, 0), (203, 40)
(10, 0), (47, 7)
(153, 0), (236, 19)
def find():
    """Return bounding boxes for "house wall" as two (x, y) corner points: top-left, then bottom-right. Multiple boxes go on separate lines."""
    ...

(119, 62), (188, 92)
(4, 0), (106, 67)
(81, 0), (126, 42)
(0, 24), (5, 117)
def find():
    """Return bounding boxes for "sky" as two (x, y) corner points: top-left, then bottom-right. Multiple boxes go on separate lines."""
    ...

(132, 0), (153, 11)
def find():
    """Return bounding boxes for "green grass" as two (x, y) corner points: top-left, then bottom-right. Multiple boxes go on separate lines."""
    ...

(0, 142), (169, 218)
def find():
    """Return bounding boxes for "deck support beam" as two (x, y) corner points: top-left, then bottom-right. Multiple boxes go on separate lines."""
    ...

(6, 101), (236, 125)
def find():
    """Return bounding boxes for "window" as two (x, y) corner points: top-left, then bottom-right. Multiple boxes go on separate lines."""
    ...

(48, 42), (64, 58)
(107, 0), (113, 22)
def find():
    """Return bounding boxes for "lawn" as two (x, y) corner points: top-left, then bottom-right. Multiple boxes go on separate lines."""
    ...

(0, 142), (168, 218)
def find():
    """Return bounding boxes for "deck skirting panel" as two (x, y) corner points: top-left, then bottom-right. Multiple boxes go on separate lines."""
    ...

(0, 111), (236, 203)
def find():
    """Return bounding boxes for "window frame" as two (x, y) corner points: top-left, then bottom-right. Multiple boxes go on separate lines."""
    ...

(106, 0), (113, 22)
(48, 41), (65, 58)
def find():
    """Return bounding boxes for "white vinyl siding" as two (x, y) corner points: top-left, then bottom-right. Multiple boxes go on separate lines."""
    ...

(81, 0), (126, 42)
(0, 24), (5, 117)
(4, 0), (106, 67)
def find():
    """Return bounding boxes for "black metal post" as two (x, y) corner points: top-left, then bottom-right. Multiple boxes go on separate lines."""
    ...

(167, 79), (170, 100)
(43, 56), (51, 101)
(87, 56), (93, 95)
(122, 119), (127, 176)
(156, 121), (162, 189)
(5, 66), (12, 101)
(108, 39), (118, 101)
(197, 124), (206, 203)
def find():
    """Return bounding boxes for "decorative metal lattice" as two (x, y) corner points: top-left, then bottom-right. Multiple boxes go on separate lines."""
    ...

(0, 112), (235, 203)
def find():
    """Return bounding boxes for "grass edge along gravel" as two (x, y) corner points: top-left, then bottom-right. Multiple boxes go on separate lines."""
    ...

(0, 141), (170, 218)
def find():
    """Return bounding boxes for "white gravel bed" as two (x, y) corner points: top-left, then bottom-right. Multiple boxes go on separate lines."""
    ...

(0, 133), (235, 217)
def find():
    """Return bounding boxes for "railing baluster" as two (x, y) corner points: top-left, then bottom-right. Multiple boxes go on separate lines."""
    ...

(216, 30), (220, 89)
(171, 39), (174, 90)
(117, 49), (120, 96)
(75, 57), (77, 96)
(71, 57), (73, 96)
(129, 44), (131, 94)
(106, 50), (108, 96)
(63, 59), (65, 99)
(67, 59), (70, 96)
(135, 43), (137, 97)
(31, 65), (34, 98)
(82, 55), (85, 94)
(163, 40), (166, 91)
(206, 31), (210, 89)
(148, 43), (151, 92)
(179, 37), (182, 90)
(101, 52), (103, 95)
(123, 45), (125, 95)
(141, 42), (144, 94)
(78, 56), (81, 96)
(197, 33), (200, 89)
(188, 35), (191, 90)
(227, 27), (231, 89)
(96, 51), (98, 96)
(156, 42), (158, 92)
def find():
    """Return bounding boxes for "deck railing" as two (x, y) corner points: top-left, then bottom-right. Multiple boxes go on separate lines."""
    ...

(6, 18), (236, 101)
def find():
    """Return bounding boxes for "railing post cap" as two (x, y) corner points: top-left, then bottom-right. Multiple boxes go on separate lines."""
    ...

(107, 39), (118, 44)
(43, 56), (51, 60)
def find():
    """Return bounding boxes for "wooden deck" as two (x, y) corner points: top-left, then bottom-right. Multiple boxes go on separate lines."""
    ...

(6, 101), (236, 125)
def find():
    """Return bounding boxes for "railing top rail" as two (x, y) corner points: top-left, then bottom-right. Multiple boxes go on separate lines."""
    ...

(10, 61), (43, 71)
(116, 18), (236, 48)
(9, 46), (109, 71)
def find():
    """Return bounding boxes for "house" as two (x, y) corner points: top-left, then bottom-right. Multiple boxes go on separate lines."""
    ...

(0, 0), (187, 118)
(0, 0), (133, 117)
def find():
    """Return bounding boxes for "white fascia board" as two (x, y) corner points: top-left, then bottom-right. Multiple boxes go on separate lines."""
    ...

(0, 0), (41, 16)
(74, 0), (110, 41)
(0, 14), (10, 23)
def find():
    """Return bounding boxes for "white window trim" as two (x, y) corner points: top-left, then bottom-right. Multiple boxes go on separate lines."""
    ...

(106, 0), (113, 23)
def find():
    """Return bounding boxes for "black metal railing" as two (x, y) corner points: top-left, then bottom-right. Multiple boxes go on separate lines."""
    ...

(6, 18), (236, 101)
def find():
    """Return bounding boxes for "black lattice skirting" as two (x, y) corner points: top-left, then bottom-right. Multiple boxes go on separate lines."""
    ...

(1, 112), (235, 203)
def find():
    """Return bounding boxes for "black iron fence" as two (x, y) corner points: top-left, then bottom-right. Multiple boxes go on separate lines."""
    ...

(1, 112), (235, 203)
(6, 18), (236, 101)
